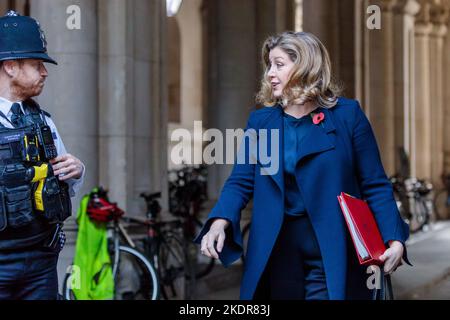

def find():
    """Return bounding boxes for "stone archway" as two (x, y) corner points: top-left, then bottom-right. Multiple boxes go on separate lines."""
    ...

(167, 0), (205, 171)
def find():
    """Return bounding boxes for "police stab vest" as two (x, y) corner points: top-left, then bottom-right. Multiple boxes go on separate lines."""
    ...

(0, 99), (71, 231)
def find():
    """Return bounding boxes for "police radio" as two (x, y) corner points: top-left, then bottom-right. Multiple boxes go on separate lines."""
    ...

(0, 128), (40, 163)
(36, 125), (57, 160)
(23, 132), (40, 162)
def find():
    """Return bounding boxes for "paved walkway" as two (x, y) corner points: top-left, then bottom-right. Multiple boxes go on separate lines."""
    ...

(392, 221), (450, 299)
(194, 221), (450, 300)
(57, 220), (450, 300)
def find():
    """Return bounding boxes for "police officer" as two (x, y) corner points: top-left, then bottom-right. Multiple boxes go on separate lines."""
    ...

(0, 11), (85, 299)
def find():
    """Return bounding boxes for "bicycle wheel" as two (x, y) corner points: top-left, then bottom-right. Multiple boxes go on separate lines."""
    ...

(157, 233), (196, 299)
(396, 194), (412, 224)
(434, 189), (450, 220)
(62, 269), (76, 300)
(63, 246), (159, 300)
(240, 222), (251, 265)
(409, 198), (429, 233)
(188, 218), (215, 279)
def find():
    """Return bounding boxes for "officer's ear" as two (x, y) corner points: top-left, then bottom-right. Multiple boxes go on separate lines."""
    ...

(1, 60), (22, 78)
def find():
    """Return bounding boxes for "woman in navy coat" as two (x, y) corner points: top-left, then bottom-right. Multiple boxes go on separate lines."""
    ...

(196, 31), (410, 300)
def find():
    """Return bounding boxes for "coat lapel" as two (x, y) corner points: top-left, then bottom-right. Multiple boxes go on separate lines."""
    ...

(295, 106), (336, 165)
(258, 105), (337, 193)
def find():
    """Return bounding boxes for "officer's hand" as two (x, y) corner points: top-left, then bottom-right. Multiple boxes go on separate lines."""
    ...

(200, 218), (230, 259)
(50, 154), (84, 181)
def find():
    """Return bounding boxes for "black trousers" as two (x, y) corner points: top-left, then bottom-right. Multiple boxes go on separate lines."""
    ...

(255, 214), (329, 300)
(0, 226), (63, 300)
(0, 246), (59, 300)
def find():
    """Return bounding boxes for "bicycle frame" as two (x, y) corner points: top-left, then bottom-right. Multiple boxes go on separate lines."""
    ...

(110, 220), (137, 281)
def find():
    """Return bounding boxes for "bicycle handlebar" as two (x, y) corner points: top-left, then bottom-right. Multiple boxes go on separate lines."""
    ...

(140, 192), (162, 202)
(121, 215), (182, 230)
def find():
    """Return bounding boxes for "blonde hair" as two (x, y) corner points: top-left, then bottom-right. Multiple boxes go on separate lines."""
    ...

(256, 31), (341, 108)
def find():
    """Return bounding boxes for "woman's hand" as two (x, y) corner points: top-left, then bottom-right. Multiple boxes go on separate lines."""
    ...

(200, 218), (230, 259)
(379, 240), (404, 274)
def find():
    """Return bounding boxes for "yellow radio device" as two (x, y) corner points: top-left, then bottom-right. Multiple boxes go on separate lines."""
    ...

(23, 133), (40, 162)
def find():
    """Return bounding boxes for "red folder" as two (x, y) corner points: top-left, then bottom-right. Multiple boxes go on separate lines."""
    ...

(337, 192), (386, 266)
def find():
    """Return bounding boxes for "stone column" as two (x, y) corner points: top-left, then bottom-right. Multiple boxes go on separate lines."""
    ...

(337, 0), (357, 98)
(444, 0), (450, 175)
(168, 0), (204, 173)
(256, 0), (277, 52)
(255, 0), (294, 80)
(99, 0), (168, 215)
(98, 0), (130, 211)
(0, 1), (12, 13)
(30, 0), (98, 212)
(363, 0), (398, 175)
(429, 0), (448, 188)
(177, 0), (203, 126)
(414, 1), (433, 179)
(303, 0), (341, 80)
(355, 0), (367, 104)
(0, 1), (7, 13)
(149, 0), (169, 213)
(13, 0), (28, 13)
(205, 0), (258, 199)
(303, 0), (356, 96)
(392, 0), (420, 176)
(0, 0), (28, 15)
(274, 0), (295, 33)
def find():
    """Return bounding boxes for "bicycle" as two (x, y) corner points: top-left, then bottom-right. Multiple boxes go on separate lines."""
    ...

(241, 221), (251, 266)
(433, 173), (450, 220)
(389, 147), (436, 232)
(168, 165), (215, 279)
(390, 174), (435, 233)
(63, 188), (159, 300)
(129, 192), (197, 300)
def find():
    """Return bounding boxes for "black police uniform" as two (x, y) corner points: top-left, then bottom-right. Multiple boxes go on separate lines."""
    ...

(0, 11), (72, 300)
(0, 98), (71, 248)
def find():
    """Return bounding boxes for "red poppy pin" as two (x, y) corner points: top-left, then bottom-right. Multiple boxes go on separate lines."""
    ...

(311, 112), (325, 125)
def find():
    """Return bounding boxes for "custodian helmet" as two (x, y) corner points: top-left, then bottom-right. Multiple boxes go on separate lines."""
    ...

(0, 10), (57, 64)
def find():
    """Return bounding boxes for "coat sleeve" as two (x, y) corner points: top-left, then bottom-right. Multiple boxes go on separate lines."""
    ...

(351, 101), (411, 265)
(194, 113), (257, 267)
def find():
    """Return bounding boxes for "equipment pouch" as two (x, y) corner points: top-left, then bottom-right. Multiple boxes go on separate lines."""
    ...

(5, 184), (34, 228)
(41, 175), (64, 224)
(57, 181), (72, 222)
(0, 188), (7, 231)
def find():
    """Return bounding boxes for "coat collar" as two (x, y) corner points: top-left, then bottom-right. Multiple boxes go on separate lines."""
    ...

(259, 104), (336, 193)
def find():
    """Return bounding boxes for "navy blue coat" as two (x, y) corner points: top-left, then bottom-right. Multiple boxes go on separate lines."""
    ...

(195, 97), (409, 299)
